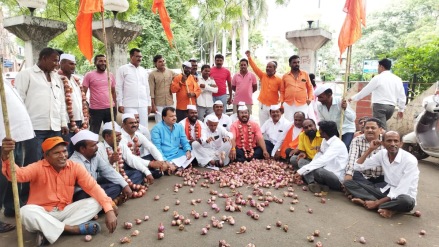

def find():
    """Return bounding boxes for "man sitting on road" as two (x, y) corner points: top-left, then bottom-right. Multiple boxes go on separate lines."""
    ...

(1, 137), (117, 245)
(294, 121), (348, 193)
(260, 105), (291, 157)
(124, 108), (151, 139)
(290, 118), (323, 170)
(275, 111), (305, 161)
(179, 105), (207, 146)
(344, 131), (419, 218)
(205, 100), (232, 131)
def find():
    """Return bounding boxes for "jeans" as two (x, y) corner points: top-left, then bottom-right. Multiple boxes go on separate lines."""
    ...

(89, 107), (117, 134)
(342, 132), (354, 151)
(0, 142), (24, 214)
(213, 95), (228, 114)
(197, 106), (213, 122)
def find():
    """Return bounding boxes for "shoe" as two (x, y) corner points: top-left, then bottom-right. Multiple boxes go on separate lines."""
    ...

(36, 232), (49, 246)
(308, 183), (322, 193)
(0, 221), (15, 233)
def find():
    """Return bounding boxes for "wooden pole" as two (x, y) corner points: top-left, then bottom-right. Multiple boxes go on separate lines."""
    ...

(0, 68), (24, 247)
(173, 42), (193, 105)
(339, 45), (352, 139)
(101, 12), (119, 172)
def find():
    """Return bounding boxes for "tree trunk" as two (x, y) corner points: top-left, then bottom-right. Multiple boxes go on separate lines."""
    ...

(222, 30), (227, 66)
(209, 42), (214, 66)
(213, 34), (218, 57)
(231, 26), (237, 73)
(240, 5), (249, 56)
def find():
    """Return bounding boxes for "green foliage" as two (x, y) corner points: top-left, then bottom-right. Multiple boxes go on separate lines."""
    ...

(249, 30), (264, 51)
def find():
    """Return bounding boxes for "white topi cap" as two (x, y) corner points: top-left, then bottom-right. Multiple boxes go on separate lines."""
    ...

(213, 100), (223, 105)
(60, 54), (76, 63)
(122, 113), (136, 121)
(238, 101), (246, 106)
(314, 84), (332, 97)
(71, 130), (98, 145)
(183, 61), (192, 68)
(238, 105), (248, 111)
(187, 105), (197, 111)
(103, 121), (122, 132)
(270, 104), (281, 111)
(205, 114), (219, 123)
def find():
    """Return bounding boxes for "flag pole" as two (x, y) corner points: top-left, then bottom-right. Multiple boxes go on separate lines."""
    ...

(101, 12), (119, 172)
(0, 67), (24, 247)
(173, 42), (193, 105)
(339, 45), (352, 139)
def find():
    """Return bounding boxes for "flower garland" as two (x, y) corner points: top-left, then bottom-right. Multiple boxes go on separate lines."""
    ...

(59, 72), (89, 133)
(185, 118), (201, 141)
(238, 121), (254, 159)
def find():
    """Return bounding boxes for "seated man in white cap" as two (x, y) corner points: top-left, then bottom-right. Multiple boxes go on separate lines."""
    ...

(205, 100), (232, 131)
(124, 108), (150, 139)
(58, 53), (88, 156)
(314, 84), (356, 149)
(229, 105), (270, 162)
(230, 101), (258, 123)
(179, 105), (207, 145)
(260, 104), (292, 157)
(69, 130), (132, 202)
(192, 115), (233, 167)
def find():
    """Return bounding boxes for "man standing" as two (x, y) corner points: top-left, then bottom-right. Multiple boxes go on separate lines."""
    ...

(150, 107), (192, 161)
(15, 47), (68, 209)
(281, 55), (314, 122)
(189, 58), (199, 82)
(294, 121), (348, 193)
(210, 54), (232, 112)
(58, 54), (87, 156)
(197, 65), (218, 121)
(229, 105), (270, 162)
(349, 58), (406, 130)
(179, 105), (207, 145)
(232, 58), (257, 114)
(192, 115), (233, 167)
(290, 119), (323, 170)
(1, 137), (117, 245)
(83, 55), (117, 134)
(315, 84), (356, 149)
(245, 50), (282, 125)
(344, 131), (419, 218)
(276, 111), (305, 161)
(205, 100), (232, 131)
(149, 54), (178, 123)
(171, 62), (201, 122)
(116, 48), (151, 127)
(260, 105), (291, 157)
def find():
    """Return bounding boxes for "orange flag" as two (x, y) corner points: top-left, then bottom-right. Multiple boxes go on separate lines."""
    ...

(76, 0), (104, 62)
(152, 0), (174, 47)
(338, 0), (366, 58)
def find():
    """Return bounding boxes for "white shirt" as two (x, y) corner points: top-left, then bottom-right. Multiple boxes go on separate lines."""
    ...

(15, 65), (67, 131)
(116, 63), (151, 107)
(351, 71), (406, 112)
(121, 128), (164, 160)
(0, 80), (34, 143)
(261, 116), (292, 147)
(200, 125), (233, 149)
(205, 113), (232, 131)
(317, 97), (356, 134)
(354, 148), (419, 202)
(138, 124), (151, 140)
(179, 118), (207, 141)
(272, 125), (302, 157)
(59, 74), (84, 121)
(97, 140), (152, 176)
(297, 136), (348, 182)
(197, 77), (218, 107)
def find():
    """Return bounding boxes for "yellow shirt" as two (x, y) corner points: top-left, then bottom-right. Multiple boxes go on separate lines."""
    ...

(297, 131), (323, 160)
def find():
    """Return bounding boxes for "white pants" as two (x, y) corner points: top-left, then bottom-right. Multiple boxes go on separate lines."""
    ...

(259, 103), (271, 126)
(283, 103), (309, 122)
(21, 198), (102, 244)
(191, 141), (231, 166)
(125, 107), (148, 128)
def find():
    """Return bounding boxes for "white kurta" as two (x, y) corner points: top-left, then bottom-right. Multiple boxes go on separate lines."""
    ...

(121, 128), (164, 160)
(191, 125), (233, 166)
(197, 77), (218, 107)
(205, 113), (233, 131)
(261, 116), (292, 146)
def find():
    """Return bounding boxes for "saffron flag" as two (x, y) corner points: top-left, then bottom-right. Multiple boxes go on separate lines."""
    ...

(338, 0), (366, 58)
(76, 0), (104, 62)
(152, 0), (174, 47)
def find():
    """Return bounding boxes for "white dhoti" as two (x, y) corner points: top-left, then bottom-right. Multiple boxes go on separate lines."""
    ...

(21, 198), (102, 244)
(192, 140), (232, 167)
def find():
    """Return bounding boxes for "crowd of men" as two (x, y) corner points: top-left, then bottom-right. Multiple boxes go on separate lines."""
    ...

(0, 47), (418, 245)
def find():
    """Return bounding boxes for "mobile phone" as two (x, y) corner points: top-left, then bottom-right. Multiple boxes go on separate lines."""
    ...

(214, 135), (220, 140)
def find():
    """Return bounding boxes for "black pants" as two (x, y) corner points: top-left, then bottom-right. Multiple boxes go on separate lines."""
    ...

(73, 182), (123, 201)
(235, 147), (263, 162)
(264, 140), (275, 156)
(0, 142), (24, 216)
(89, 107), (117, 134)
(63, 120), (82, 157)
(141, 154), (163, 179)
(176, 109), (187, 123)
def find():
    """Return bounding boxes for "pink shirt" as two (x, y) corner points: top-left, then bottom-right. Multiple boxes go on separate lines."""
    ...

(232, 72), (257, 104)
(210, 67), (231, 97)
(230, 120), (262, 149)
(83, 71), (116, 110)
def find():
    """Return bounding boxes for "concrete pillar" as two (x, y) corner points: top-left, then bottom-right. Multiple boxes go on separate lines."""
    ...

(285, 28), (331, 74)
(92, 19), (142, 74)
(3, 15), (67, 68)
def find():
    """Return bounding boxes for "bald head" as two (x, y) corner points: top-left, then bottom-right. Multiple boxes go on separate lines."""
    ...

(266, 61), (277, 76)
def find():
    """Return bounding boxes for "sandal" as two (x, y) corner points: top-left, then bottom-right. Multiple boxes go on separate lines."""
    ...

(78, 221), (101, 235)
(36, 231), (49, 246)
(0, 221), (15, 233)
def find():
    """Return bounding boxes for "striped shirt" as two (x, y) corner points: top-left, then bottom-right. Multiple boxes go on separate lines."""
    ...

(345, 134), (384, 178)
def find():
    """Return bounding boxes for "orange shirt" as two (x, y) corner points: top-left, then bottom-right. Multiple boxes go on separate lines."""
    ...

(248, 57), (283, 105)
(279, 125), (302, 159)
(2, 159), (113, 212)
(281, 70), (314, 106)
(171, 74), (201, 110)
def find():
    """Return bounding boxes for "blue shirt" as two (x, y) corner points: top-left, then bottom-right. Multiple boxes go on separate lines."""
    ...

(151, 121), (191, 161)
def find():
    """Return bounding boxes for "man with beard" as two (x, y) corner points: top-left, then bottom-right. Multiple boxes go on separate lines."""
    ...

(344, 131), (419, 218)
(275, 111), (305, 161)
(290, 119), (323, 170)
(205, 100), (232, 131)
(294, 121), (348, 193)
(260, 105), (291, 157)
(245, 50), (282, 125)
(116, 48), (151, 127)
(232, 58), (257, 114)
(149, 55), (178, 123)
(281, 55), (314, 122)
(229, 105), (270, 162)
(189, 58), (198, 82)
(69, 130), (132, 201)
(171, 62), (201, 122)
(179, 105), (207, 145)
(210, 54), (232, 112)
(197, 65), (218, 121)
(83, 55), (117, 134)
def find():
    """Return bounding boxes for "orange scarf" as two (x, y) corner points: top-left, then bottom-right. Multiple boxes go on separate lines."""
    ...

(184, 118), (201, 140)
(279, 126), (301, 159)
